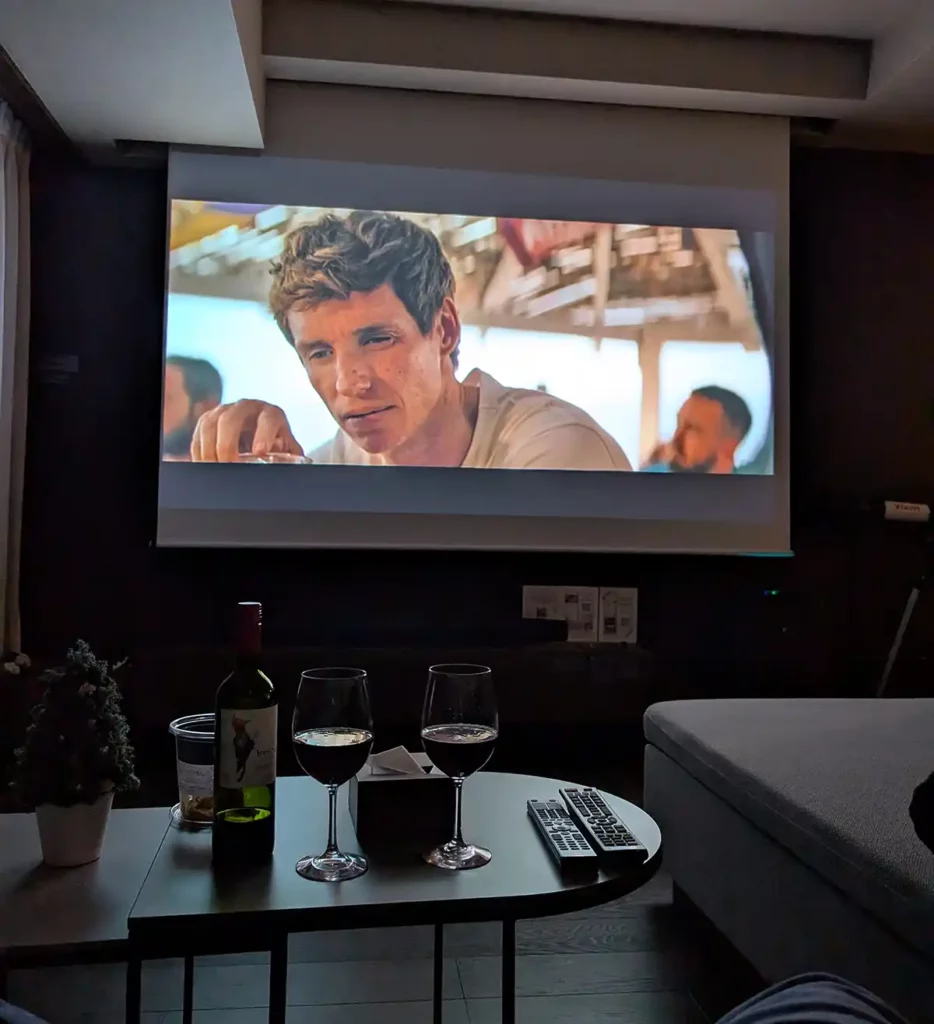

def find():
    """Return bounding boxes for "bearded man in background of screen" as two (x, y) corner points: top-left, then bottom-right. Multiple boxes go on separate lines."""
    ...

(642, 386), (752, 474)
(163, 355), (222, 459)
(189, 211), (631, 471)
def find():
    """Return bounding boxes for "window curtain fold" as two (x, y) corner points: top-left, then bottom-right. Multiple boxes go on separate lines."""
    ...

(0, 103), (30, 653)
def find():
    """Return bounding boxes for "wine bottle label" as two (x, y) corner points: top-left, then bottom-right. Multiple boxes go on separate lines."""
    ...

(177, 759), (213, 797)
(218, 706), (278, 789)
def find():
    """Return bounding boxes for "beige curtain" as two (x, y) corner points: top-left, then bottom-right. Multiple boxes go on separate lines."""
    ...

(0, 104), (30, 653)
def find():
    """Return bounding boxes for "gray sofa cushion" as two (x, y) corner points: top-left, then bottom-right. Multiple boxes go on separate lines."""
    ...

(644, 698), (934, 961)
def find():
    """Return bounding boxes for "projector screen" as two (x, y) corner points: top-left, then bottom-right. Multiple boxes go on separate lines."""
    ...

(159, 149), (788, 553)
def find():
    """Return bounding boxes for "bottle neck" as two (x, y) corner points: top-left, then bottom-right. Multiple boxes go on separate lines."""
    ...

(235, 648), (261, 671)
(234, 602), (262, 661)
(236, 630), (261, 658)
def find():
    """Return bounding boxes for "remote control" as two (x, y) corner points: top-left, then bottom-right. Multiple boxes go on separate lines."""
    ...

(559, 788), (647, 865)
(527, 799), (598, 878)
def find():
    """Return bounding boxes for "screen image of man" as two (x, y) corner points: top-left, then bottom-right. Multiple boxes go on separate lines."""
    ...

(643, 385), (752, 474)
(188, 212), (632, 470)
(163, 356), (223, 458)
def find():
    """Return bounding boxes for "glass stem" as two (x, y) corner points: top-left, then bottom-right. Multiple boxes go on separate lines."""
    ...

(325, 784), (339, 857)
(452, 777), (465, 849)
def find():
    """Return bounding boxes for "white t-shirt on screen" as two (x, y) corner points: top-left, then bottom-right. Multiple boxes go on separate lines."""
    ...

(309, 369), (632, 471)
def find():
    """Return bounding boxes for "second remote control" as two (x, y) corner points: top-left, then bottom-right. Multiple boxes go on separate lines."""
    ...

(527, 799), (598, 878)
(560, 788), (646, 864)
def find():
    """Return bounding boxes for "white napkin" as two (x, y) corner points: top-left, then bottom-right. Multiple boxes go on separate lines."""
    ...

(367, 746), (426, 776)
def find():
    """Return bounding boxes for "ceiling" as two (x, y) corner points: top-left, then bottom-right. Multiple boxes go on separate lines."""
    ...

(0, 0), (932, 153)
(0, 0), (264, 148)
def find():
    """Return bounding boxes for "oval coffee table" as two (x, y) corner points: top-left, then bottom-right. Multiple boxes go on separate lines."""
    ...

(127, 772), (662, 1024)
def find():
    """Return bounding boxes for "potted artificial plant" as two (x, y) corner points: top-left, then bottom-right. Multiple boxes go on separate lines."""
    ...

(13, 640), (139, 867)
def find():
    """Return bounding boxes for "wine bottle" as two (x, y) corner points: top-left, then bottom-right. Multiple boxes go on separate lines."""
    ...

(212, 601), (277, 865)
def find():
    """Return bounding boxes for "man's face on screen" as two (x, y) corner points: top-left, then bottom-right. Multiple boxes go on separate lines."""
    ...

(163, 364), (195, 456)
(670, 394), (731, 473)
(287, 284), (452, 455)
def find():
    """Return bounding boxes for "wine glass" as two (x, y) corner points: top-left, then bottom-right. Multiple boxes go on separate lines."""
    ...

(293, 668), (374, 882)
(421, 664), (498, 870)
(235, 452), (313, 464)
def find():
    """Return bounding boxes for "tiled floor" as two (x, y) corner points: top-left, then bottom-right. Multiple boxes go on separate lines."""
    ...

(6, 871), (733, 1024)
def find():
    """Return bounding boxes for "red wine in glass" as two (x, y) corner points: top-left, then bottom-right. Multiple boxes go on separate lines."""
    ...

(420, 723), (497, 779)
(293, 727), (373, 786)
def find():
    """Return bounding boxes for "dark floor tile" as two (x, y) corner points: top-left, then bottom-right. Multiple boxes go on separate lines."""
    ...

(197, 952), (270, 967)
(7, 962), (181, 1019)
(76, 1016), (164, 1024)
(294, 1001), (470, 1024)
(197, 926), (439, 966)
(9, 958), (464, 1016)
(6, 956), (460, 1020)
(162, 1013), (264, 1024)
(159, 999), (470, 1024)
(58, 957), (466, 1012)
(466, 991), (691, 1024)
(687, 992), (713, 1024)
(457, 951), (687, 999)
(447, 906), (679, 957)
(288, 927), (435, 963)
(286, 958), (463, 1007)
(445, 923), (499, 957)
(190, 963), (271, 1011)
(145, 960), (194, 1012)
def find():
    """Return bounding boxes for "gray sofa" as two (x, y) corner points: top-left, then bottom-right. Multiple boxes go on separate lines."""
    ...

(643, 699), (934, 1023)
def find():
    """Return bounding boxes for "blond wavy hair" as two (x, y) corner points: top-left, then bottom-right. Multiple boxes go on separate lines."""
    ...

(269, 211), (455, 347)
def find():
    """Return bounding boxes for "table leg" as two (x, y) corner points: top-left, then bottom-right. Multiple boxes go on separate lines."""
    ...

(269, 934), (288, 1024)
(502, 919), (516, 1024)
(433, 922), (444, 1024)
(125, 954), (142, 1024)
(182, 954), (194, 1024)
(0, 957), (8, 1000)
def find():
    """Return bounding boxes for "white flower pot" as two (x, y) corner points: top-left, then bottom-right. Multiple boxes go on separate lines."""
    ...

(35, 790), (114, 867)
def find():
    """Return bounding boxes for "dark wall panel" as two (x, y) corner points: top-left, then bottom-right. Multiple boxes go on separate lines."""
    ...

(791, 148), (934, 500)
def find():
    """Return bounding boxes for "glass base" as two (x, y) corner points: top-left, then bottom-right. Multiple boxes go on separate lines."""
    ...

(424, 840), (492, 870)
(296, 850), (369, 882)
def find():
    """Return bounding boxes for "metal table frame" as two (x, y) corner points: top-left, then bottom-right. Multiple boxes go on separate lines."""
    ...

(124, 774), (661, 1024)
(126, 917), (524, 1024)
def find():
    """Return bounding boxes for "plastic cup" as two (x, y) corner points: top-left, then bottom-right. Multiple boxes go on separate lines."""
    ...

(169, 713), (215, 829)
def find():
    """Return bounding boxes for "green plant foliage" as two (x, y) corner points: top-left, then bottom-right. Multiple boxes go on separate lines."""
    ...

(13, 640), (139, 807)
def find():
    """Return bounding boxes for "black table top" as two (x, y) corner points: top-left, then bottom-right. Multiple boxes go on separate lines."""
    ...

(0, 807), (170, 962)
(128, 772), (661, 956)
